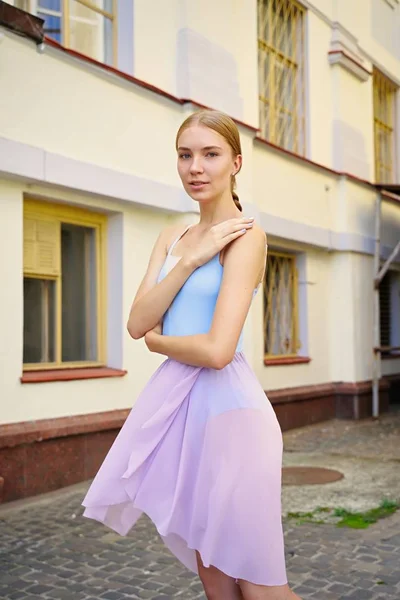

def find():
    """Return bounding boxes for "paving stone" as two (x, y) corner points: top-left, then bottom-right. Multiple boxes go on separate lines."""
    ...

(343, 591), (375, 599)
(309, 592), (339, 600)
(99, 592), (126, 600)
(7, 593), (30, 600)
(327, 582), (353, 593)
(25, 584), (55, 594)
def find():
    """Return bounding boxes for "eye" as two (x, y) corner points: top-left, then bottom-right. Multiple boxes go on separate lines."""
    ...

(179, 153), (191, 159)
(206, 152), (218, 158)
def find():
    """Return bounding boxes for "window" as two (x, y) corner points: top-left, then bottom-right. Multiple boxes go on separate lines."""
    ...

(380, 271), (392, 348)
(379, 270), (400, 353)
(23, 200), (107, 370)
(263, 251), (300, 357)
(15, 0), (116, 66)
(373, 68), (397, 183)
(258, 0), (306, 154)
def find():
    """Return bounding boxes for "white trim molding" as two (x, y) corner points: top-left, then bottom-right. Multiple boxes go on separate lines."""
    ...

(0, 136), (192, 214)
(328, 22), (372, 82)
(259, 211), (400, 264)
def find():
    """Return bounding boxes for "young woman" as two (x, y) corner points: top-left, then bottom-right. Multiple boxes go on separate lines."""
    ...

(82, 110), (300, 600)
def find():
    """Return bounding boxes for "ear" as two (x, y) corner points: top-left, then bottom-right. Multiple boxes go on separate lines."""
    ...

(233, 154), (242, 175)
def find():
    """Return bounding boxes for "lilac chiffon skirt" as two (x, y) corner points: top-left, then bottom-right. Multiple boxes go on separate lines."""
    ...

(82, 352), (287, 586)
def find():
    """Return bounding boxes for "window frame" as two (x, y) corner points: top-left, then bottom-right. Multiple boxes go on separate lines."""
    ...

(373, 67), (398, 184)
(17, 0), (118, 67)
(263, 249), (301, 359)
(257, 0), (306, 156)
(23, 198), (107, 371)
(379, 268), (400, 356)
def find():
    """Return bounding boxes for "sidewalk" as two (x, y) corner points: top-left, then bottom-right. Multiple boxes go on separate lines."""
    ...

(0, 410), (399, 600)
(282, 406), (400, 516)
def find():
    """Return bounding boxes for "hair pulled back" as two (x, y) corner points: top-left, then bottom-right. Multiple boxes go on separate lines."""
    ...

(176, 109), (243, 211)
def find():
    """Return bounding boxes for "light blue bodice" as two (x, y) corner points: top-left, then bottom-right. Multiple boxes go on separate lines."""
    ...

(157, 227), (247, 352)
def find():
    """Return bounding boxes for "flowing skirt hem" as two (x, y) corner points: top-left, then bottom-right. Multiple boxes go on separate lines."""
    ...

(82, 502), (289, 587)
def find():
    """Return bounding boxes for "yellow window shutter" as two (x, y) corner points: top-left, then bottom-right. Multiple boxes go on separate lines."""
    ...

(23, 217), (60, 276)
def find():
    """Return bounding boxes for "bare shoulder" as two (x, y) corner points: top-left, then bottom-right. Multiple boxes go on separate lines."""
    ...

(159, 222), (191, 253)
(225, 222), (267, 261)
(136, 221), (191, 294)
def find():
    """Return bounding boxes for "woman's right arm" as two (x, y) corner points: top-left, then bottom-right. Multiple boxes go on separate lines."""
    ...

(127, 225), (195, 340)
(127, 217), (255, 339)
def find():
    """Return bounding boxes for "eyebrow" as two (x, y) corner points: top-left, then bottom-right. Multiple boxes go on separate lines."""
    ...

(177, 145), (223, 151)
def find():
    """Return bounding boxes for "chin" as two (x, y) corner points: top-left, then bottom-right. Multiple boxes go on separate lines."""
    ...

(186, 186), (217, 203)
(191, 196), (217, 208)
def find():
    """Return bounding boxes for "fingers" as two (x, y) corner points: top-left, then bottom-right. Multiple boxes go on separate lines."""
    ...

(213, 217), (254, 230)
(226, 217), (255, 228)
(221, 227), (252, 246)
(218, 217), (254, 238)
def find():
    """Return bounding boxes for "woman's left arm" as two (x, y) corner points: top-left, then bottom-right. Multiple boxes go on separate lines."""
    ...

(145, 226), (266, 369)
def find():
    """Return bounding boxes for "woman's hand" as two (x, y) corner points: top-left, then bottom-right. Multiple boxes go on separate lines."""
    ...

(184, 217), (254, 269)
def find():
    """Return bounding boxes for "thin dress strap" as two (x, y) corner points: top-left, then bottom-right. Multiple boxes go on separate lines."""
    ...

(167, 225), (192, 257)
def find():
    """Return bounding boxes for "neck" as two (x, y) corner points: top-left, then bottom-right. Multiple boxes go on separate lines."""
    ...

(198, 191), (241, 226)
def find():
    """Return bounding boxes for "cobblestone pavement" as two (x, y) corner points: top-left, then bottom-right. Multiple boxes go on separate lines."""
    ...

(281, 409), (400, 516)
(0, 483), (399, 600)
(283, 408), (400, 461)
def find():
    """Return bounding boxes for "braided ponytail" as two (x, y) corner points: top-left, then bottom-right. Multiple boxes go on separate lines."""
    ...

(231, 176), (242, 212)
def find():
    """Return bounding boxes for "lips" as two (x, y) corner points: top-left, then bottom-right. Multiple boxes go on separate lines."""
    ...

(189, 181), (208, 187)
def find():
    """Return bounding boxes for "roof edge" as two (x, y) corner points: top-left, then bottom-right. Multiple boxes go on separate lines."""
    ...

(0, 0), (43, 44)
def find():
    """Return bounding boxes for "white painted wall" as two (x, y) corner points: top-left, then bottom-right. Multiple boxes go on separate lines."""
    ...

(133, 0), (259, 125)
(307, 11), (333, 166)
(0, 36), (184, 187)
(336, 0), (400, 78)
(331, 66), (374, 180)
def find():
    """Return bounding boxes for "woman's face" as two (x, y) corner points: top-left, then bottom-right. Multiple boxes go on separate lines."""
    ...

(177, 125), (241, 204)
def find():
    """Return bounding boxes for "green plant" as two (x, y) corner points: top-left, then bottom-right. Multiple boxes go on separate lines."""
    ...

(334, 499), (399, 529)
(285, 499), (399, 529)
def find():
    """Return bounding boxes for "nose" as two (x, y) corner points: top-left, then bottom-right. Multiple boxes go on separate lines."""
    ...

(189, 156), (204, 175)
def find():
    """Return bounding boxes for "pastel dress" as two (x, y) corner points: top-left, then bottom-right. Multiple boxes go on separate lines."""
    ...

(82, 226), (287, 586)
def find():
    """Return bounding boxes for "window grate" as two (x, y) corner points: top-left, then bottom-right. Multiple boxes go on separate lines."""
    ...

(258, 0), (306, 155)
(263, 251), (300, 357)
(373, 68), (397, 184)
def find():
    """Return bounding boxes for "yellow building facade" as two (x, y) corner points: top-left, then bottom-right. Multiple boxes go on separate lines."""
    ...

(0, 0), (399, 501)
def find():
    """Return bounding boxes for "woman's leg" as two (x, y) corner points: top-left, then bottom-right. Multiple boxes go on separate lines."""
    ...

(238, 580), (301, 600)
(196, 551), (244, 600)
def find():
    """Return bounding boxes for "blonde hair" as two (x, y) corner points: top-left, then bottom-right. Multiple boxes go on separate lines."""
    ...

(176, 109), (243, 211)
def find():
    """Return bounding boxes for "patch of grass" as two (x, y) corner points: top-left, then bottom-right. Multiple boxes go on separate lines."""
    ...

(287, 511), (314, 519)
(286, 509), (329, 525)
(332, 507), (347, 517)
(286, 499), (399, 529)
(334, 499), (399, 529)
